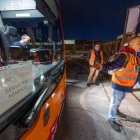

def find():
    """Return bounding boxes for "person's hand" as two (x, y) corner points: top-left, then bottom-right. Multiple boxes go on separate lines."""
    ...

(94, 63), (102, 71)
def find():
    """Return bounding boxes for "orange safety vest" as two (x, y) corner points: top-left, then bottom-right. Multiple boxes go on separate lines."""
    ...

(89, 49), (103, 66)
(112, 52), (140, 87)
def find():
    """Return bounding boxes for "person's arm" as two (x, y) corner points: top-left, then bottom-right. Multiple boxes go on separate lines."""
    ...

(102, 53), (127, 71)
(12, 41), (18, 46)
(12, 41), (22, 47)
(100, 51), (103, 64)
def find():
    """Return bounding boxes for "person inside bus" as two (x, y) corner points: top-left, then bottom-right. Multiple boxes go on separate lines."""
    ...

(95, 36), (140, 132)
(87, 41), (103, 87)
(13, 34), (30, 48)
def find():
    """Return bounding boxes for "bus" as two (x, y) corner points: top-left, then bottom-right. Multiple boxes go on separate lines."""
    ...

(0, 0), (66, 140)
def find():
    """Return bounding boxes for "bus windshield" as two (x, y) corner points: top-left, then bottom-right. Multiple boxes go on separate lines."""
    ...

(0, 16), (64, 116)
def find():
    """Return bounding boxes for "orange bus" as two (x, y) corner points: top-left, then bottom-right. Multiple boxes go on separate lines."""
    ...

(0, 0), (66, 140)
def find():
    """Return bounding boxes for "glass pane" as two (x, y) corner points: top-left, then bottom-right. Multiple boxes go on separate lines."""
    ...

(0, 17), (64, 116)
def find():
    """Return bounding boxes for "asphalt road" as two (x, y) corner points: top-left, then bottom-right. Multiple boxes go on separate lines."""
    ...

(54, 58), (140, 140)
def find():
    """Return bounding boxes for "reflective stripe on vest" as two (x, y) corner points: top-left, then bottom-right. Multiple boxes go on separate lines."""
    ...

(116, 75), (136, 80)
(119, 68), (135, 72)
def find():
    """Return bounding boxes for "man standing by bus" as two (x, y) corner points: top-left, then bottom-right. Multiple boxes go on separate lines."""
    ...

(87, 42), (103, 87)
(96, 36), (140, 132)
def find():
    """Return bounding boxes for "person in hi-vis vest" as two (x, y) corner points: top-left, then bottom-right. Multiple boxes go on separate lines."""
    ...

(87, 42), (103, 87)
(95, 36), (140, 132)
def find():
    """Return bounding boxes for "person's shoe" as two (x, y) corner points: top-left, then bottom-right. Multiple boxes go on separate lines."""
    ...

(94, 81), (99, 86)
(108, 119), (121, 132)
(87, 83), (91, 87)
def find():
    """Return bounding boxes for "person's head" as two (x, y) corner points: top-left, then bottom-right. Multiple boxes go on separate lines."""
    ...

(129, 36), (140, 52)
(94, 42), (101, 51)
(21, 34), (30, 44)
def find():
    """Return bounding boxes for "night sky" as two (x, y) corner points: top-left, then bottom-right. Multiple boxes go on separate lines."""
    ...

(60, 0), (140, 42)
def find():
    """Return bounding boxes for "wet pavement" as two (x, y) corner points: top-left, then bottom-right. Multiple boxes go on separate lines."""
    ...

(54, 58), (140, 140)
